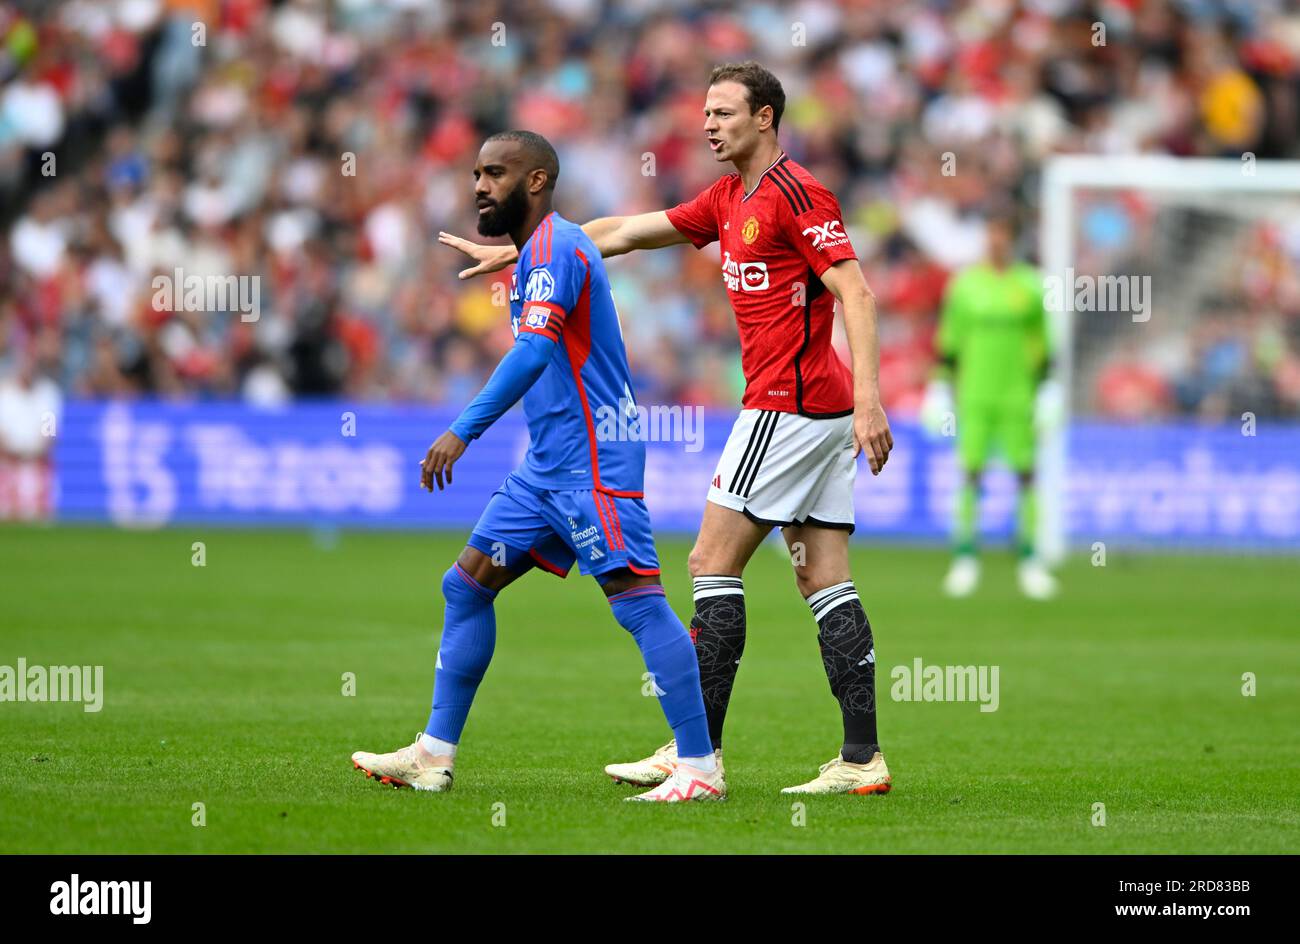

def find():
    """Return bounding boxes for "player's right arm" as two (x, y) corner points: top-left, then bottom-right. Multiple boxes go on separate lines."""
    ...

(580, 212), (689, 257)
(439, 211), (690, 277)
(438, 180), (719, 276)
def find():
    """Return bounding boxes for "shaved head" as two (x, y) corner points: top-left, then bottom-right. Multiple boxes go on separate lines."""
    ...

(484, 130), (559, 191)
(472, 131), (559, 242)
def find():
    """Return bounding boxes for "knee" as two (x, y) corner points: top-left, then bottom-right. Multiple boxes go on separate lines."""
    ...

(442, 562), (493, 606)
(794, 566), (852, 600)
(607, 583), (672, 638)
(687, 543), (710, 579)
(441, 565), (469, 604)
(792, 569), (820, 598)
(794, 569), (832, 599)
(601, 570), (660, 599)
(688, 542), (740, 579)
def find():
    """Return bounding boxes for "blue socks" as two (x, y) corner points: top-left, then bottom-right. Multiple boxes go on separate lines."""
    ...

(607, 585), (713, 760)
(424, 563), (497, 744)
(424, 565), (711, 764)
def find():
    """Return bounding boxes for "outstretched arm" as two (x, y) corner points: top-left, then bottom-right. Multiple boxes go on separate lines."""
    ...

(819, 259), (893, 476)
(438, 212), (688, 279)
(420, 333), (553, 491)
(581, 212), (689, 257)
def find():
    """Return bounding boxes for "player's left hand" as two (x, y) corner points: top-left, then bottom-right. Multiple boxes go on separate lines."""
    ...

(853, 401), (893, 475)
(420, 431), (467, 491)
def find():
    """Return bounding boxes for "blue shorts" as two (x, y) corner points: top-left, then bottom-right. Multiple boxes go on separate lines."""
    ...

(467, 472), (661, 580)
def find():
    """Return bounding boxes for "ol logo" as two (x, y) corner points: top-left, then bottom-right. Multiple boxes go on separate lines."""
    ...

(741, 216), (760, 245)
(524, 304), (551, 330)
(524, 267), (555, 302)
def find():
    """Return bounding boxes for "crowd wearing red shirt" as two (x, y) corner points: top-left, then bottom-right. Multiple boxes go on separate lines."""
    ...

(2, 0), (1298, 434)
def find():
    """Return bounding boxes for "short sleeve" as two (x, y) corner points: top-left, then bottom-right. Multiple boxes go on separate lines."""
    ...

(516, 244), (589, 344)
(666, 180), (723, 249)
(785, 180), (858, 277)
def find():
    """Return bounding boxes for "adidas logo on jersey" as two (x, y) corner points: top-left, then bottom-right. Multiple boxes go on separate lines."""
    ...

(589, 545), (604, 560)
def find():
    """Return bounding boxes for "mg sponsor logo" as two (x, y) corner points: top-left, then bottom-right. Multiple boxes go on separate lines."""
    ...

(523, 266), (555, 302)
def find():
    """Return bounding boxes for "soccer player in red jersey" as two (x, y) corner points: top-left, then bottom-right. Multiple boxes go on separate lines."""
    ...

(441, 62), (894, 795)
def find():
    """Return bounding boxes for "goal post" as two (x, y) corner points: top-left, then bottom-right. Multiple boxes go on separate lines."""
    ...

(1037, 155), (1300, 563)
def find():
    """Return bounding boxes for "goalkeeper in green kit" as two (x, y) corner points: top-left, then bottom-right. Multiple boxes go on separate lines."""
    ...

(922, 212), (1061, 600)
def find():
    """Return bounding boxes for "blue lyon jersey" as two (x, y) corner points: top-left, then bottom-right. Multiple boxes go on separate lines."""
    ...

(510, 212), (644, 495)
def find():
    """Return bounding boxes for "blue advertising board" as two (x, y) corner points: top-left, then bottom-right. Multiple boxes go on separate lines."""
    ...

(51, 401), (1300, 551)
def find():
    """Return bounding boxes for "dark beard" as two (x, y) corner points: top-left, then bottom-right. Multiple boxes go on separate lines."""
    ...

(476, 180), (529, 237)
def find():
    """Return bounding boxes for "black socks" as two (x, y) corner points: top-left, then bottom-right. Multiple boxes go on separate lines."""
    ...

(689, 576), (746, 750)
(805, 581), (880, 762)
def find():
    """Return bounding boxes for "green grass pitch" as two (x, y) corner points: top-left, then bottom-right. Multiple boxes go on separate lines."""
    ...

(1, 525), (1296, 854)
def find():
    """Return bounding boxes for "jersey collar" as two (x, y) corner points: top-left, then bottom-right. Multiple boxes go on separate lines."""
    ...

(741, 151), (788, 202)
(521, 210), (557, 266)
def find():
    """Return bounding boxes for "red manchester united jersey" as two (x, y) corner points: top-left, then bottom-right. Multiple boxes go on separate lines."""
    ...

(667, 153), (857, 417)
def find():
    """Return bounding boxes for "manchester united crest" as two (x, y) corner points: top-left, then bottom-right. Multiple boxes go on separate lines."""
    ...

(741, 216), (760, 244)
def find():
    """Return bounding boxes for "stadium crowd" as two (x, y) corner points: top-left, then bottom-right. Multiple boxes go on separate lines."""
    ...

(2, 0), (1300, 451)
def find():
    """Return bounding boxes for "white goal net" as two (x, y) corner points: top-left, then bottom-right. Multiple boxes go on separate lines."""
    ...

(1038, 155), (1300, 560)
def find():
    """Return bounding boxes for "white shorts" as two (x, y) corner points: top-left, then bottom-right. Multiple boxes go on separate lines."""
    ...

(707, 409), (856, 532)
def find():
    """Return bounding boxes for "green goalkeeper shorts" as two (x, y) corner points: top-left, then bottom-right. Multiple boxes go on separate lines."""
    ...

(957, 399), (1036, 473)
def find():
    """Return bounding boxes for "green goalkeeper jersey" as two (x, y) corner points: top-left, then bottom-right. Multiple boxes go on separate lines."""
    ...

(937, 262), (1050, 406)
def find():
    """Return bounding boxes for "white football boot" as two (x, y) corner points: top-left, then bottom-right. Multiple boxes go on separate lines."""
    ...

(604, 739), (725, 787)
(625, 760), (726, 802)
(780, 752), (892, 795)
(942, 555), (980, 597)
(1017, 557), (1059, 600)
(351, 734), (454, 792)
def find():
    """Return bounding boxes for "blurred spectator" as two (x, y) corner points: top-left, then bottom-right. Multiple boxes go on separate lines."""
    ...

(0, 351), (59, 518)
(0, 0), (1297, 421)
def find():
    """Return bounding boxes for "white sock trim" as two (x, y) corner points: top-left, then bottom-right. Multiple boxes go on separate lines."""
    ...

(806, 580), (859, 623)
(419, 734), (457, 759)
(678, 754), (718, 773)
(693, 575), (744, 601)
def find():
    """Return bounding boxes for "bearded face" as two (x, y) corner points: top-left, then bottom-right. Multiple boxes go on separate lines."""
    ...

(476, 175), (530, 238)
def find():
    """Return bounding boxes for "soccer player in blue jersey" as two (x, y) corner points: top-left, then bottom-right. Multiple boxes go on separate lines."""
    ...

(349, 131), (722, 802)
